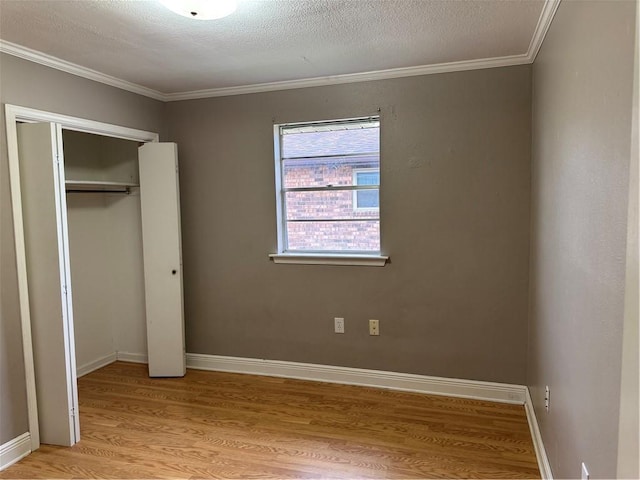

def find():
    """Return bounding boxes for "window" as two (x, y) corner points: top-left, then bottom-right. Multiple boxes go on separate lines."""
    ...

(274, 117), (381, 256)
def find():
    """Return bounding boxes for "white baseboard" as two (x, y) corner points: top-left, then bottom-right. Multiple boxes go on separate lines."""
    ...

(76, 351), (148, 377)
(75, 351), (148, 369)
(186, 353), (527, 404)
(525, 387), (553, 479)
(0, 432), (31, 471)
(116, 351), (148, 364)
(76, 352), (117, 377)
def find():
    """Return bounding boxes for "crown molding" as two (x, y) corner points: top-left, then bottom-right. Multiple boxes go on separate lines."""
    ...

(164, 53), (531, 101)
(0, 40), (166, 101)
(526, 0), (561, 62)
(0, 0), (560, 102)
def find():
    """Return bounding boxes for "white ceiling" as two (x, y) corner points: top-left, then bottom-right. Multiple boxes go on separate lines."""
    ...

(0, 0), (554, 101)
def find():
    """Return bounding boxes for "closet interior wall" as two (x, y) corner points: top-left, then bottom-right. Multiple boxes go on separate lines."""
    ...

(62, 130), (147, 373)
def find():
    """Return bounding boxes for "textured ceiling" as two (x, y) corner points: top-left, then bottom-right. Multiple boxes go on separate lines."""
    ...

(0, 0), (545, 95)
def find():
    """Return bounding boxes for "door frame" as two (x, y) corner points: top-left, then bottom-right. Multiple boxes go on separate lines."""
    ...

(5, 104), (159, 451)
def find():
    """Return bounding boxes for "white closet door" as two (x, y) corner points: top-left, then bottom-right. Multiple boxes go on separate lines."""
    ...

(138, 143), (186, 377)
(16, 123), (79, 446)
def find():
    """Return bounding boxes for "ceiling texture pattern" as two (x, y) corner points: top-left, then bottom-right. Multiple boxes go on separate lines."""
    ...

(0, 0), (556, 100)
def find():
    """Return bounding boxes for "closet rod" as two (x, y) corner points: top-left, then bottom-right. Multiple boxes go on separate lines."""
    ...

(66, 188), (132, 194)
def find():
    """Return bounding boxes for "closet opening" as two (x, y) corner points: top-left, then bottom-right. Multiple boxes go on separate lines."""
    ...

(7, 104), (185, 453)
(61, 130), (148, 379)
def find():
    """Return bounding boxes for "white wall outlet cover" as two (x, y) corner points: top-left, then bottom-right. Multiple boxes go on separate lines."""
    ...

(369, 319), (380, 335)
(334, 317), (345, 334)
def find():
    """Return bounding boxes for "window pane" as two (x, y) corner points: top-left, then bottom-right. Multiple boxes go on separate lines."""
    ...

(356, 189), (379, 209)
(286, 190), (379, 220)
(287, 220), (380, 252)
(355, 171), (380, 186)
(283, 155), (379, 189)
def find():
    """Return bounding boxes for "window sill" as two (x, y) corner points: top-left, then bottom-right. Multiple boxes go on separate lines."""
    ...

(269, 253), (389, 267)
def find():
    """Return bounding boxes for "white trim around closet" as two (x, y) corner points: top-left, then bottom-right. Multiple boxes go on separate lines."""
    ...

(5, 104), (160, 452)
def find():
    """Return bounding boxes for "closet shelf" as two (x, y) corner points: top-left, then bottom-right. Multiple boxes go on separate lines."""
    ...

(65, 180), (139, 193)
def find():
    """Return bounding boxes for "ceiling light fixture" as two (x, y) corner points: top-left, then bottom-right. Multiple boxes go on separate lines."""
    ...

(160, 0), (237, 20)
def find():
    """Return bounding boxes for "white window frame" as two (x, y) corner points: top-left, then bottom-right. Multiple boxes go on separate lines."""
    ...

(352, 168), (380, 212)
(270, 116), (388, 267)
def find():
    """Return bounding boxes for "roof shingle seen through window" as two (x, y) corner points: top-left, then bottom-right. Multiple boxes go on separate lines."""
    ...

(282, 128), (379, 159)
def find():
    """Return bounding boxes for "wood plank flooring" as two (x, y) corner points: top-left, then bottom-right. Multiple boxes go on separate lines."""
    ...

(2, 362), (540, 479)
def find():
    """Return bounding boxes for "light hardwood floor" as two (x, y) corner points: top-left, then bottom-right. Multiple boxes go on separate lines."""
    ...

(2, 362), (540, 479)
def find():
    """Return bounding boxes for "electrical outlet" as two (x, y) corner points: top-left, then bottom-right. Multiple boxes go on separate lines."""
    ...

(369, 319), (380, 336)
(581, 462), (589, 480)
(545, 385), (550, 412)
(334, 317), (345, 334)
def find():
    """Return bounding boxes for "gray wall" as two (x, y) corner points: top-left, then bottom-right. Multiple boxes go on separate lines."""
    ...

(0, 52), (165, 444)
(166, 65), (532, 385)
(528, 1), (636, 478)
